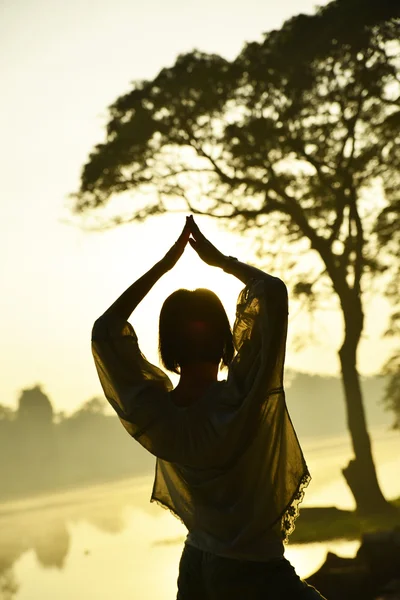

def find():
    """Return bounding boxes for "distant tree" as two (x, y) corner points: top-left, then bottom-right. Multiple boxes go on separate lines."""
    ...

(75, 396), (107, 416)
(382, 353), (400, 429)
(285, 370), (392, 438)
(0, 405), (14, 421)
(14, 385), (57, 492)
(16, 385), (53, 427)
(0, 405), (14, 474)
(73, 0), (400, 513)
(57, 396), (122, 485)
(379, 309), (400, 430)
(64, 397), (107, 430)
(375, 197), (400, 430)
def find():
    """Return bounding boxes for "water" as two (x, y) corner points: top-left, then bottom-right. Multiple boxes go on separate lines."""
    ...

(1, 428), (399, 599)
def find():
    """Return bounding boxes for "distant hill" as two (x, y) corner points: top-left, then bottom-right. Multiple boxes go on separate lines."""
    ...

(0, 373), (395, 502)
(285, 370), (393, 439)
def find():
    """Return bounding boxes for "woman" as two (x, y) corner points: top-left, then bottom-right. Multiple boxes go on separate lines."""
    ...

(91, 216), (326, 599)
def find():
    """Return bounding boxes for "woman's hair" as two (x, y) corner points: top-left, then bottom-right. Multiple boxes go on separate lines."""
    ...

(159, 288), (234, 374)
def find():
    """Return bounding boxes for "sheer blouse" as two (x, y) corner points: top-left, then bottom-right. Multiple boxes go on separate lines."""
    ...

(91, 276), (310, 560)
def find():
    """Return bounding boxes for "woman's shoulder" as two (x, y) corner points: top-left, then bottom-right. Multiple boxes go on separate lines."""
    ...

(169, 380), (225, 408)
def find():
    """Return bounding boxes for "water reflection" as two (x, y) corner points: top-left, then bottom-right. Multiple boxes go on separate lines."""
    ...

(0, 475), (370, 600)
(0, 482), (363, 600)
(0, 477), (152, 599)
(1, 429), (399, 599)
(0, 570), (18, 600)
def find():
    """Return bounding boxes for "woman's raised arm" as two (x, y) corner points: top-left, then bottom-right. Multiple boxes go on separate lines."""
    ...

(98, 219), (191, 324)
(188, 215), (285, 291)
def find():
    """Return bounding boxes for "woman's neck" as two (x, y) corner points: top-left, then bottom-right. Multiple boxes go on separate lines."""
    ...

(172, 362), (219, 403)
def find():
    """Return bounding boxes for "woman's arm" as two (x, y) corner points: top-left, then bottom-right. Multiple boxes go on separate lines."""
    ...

(187, 215), (284, 289)
(101, 260), (167, 323)
(100, 220), (191, 323)
(222, 257), (281, 287)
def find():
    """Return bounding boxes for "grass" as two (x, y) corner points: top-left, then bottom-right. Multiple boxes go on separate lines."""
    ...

(290, 497), (400, 544)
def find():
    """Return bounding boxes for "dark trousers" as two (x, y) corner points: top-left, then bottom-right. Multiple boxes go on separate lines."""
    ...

(177, 543), (327, 600)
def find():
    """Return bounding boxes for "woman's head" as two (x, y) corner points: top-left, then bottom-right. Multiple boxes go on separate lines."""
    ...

(159, 288), (234, 374)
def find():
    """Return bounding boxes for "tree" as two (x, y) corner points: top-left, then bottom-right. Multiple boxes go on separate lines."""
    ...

(0, 405), (14, 422)
(73, 0), (400, 513)
(63, 396), (108, 429)
(15, 385), (57, 491)
(75, 396), (107, 416)
(16, 385), (54, 426)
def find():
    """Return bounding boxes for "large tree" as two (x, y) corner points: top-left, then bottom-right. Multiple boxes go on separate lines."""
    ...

(73, 0), (400, 513)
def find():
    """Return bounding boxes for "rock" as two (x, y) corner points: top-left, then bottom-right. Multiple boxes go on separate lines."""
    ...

(306, 528), (400, 600)
(374, 578), (400, 600)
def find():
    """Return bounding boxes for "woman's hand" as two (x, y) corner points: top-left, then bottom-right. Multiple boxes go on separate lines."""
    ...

(159, 218), (191, 272)
(187, 215), (227, 268)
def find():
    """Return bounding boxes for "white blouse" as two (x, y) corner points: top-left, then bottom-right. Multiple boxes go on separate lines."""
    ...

(91, 276), (310, 561)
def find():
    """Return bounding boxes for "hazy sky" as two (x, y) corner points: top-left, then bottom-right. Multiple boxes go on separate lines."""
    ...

(1, 0), (395, 413)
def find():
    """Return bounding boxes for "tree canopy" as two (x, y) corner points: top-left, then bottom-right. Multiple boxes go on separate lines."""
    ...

(74, 0), (399, 303)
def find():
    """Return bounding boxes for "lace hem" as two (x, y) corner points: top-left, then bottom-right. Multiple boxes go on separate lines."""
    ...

(150, 494), (187, 527)
(280, 469), (311, 544)
(152, 472), (311, 547)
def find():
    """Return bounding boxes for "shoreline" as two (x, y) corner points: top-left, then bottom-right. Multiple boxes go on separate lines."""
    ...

(1, 475), (399, 545)
(290, 501), (400, 544)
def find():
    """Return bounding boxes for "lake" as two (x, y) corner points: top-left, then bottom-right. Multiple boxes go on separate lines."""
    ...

(1, 427), (399, 599)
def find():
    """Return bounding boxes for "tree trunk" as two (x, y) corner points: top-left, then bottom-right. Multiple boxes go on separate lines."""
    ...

(339, 309), (394, 514)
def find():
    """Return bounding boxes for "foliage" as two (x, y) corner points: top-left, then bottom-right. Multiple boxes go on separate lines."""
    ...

(69, 396), (107, 418)
(0, 386), (154, 502)
(73, 1), (399, 309)
(383, 360), (400, 429)
(377, 222), (400, 428)
(0, 405), (14, 421)
(382, 346), (400, 429)
(16, 385), (53, 425)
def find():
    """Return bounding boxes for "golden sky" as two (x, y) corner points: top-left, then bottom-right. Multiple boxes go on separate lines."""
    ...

(1, 0), (395, 413)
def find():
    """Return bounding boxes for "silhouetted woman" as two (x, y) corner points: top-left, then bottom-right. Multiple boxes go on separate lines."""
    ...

(91, 216), (326, 599)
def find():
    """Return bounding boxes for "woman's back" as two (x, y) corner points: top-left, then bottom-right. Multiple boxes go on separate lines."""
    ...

(90, 216), (326, 598)
(153, 379), (307, 561)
